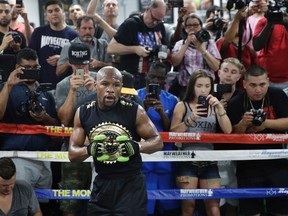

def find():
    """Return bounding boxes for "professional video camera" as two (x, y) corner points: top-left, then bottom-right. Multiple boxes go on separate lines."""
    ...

(250, 108), (266, 126)
(226, 0), (250, 10)
(17, 83), (52, 116)
(265, 0), (288, 23)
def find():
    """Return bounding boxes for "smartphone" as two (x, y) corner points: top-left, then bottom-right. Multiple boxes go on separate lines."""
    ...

(75, 68), (84, 80)
(18, 69), (41, 80)
(197, 96), (209, 117)
(16, 0), (23, 7)
(168, 0), (183, 8)
(214, 84), (232, 93)
(148, 83), (160, 99)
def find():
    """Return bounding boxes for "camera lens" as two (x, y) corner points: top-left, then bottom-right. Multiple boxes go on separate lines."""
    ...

(195, 29), (211, 43)
(250, 109), (266, 126)
(31, 103), (44, 116)
(14, 35), (21, 43)
(214, 17), (224, 28)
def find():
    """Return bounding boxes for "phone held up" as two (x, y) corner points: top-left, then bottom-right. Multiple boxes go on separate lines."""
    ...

(148, 83), (160, 99)
(197, 96), (209, 117)
(16, 0), (23, 7)
(75, 68), (84, 80)
(17, 69), (41, 80)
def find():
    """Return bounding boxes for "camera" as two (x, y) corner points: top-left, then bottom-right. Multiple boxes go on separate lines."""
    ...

(10, 31), (21, 44)
(226, 0), (250, 10)
(214, 84), (232, 98)
(17, 68), (41, 80)
(250, 109), (266, 126)
(146, 44), (168, 62)
(212, 16), (225, 30)
(265, 0), (288, 23)
(17, 83), (52, 116)
(194, 29), (211, 43)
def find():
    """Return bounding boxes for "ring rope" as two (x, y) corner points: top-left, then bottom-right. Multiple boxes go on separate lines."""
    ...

(1, 149), (287, 162)
(35, 188), (288, 200)
(1, 123), (288, 144)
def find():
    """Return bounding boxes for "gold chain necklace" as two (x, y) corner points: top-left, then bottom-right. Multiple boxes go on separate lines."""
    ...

(249, 97), (265, 110)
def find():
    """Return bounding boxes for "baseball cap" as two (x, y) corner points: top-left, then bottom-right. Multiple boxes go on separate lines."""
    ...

(68, 43), (91, 65)
(121, 71), (138, 95)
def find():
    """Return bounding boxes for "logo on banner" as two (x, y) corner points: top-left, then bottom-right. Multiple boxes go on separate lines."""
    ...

(180, 189), (213, 198)
(266, 189), (277, 196)
(250, 134), (265, 142)
(266, 134), (288, 142)
(168, 132), (201, 141)
(163, 151), (196, 159)
(278, 188), (288, 195)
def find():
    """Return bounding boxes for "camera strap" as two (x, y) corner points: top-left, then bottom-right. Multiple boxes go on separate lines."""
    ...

(245, 23), (253, 46)
(232, 22), (252, 49)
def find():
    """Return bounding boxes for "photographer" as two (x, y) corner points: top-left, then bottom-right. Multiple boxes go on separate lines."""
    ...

(0, 1), (26, 54)
(205, 5), (229, 41)
(216, 7), (258, 89)
(9, 0), (34, 46)
(226, 64), (288, 216)
(0, 48), (59, 215)
(107, 0), (168, 89)
(253, 1), (288, 89)
(171, 13), (221, 99)
(170, 0), (198, 44)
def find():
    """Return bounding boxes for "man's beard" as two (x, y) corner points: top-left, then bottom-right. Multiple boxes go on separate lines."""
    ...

(0, 20), (10, 27)
(82, 35), (93, 43)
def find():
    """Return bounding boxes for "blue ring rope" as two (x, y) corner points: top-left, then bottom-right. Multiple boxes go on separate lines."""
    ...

(35, 188), (288, 200)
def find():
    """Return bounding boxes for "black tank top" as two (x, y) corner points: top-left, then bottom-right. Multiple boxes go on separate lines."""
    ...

(79, 97), (142, 179)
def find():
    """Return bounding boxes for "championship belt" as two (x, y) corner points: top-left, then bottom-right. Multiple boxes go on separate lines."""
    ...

(89, 122), (132, 164)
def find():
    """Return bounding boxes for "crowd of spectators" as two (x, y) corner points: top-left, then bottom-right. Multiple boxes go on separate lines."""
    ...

(0, 0), (288, 215)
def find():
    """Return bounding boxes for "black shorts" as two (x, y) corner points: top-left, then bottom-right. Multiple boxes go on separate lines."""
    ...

(88, 173), (147, 216)
(237, 166), (288, 215)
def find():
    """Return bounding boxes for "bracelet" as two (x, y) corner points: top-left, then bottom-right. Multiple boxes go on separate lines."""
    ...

(218, 111), (227, 117)
(201, 50), (208, 57)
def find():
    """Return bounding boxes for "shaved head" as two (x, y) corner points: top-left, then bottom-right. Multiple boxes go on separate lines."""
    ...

(96, 66), (123, 110)
(97, 66), (122, 81)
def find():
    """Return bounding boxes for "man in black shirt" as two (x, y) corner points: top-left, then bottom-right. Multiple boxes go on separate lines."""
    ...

(69, 66), (163, 216)
(227, 64), (288, 216)
(107, 0), (167, 89)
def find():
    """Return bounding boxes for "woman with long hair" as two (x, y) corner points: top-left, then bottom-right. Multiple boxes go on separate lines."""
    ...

(170, 69), (232, 216)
